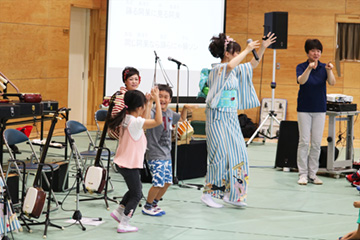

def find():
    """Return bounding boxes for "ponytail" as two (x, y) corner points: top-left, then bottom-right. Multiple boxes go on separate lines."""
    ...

(108, 90), (147, 131)
(108, 107), (127, 131)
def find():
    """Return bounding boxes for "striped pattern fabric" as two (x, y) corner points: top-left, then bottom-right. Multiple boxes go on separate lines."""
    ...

(205, 62), (259, 202)
(206, 62), (259, 110)
(0, 179), (22, 234)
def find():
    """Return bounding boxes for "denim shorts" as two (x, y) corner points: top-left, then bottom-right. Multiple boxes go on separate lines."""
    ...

(147, 159), (173, 187)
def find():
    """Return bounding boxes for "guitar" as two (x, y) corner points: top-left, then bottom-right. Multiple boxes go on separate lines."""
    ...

(22, 107), (66, 218)
(84, 92), (119, 193)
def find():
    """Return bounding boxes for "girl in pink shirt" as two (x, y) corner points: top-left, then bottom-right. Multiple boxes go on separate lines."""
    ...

(108, 88), (162, 233)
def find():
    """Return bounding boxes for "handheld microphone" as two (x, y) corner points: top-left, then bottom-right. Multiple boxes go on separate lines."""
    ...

(246, 39), (259, 61)
(168, 57), (186, 66)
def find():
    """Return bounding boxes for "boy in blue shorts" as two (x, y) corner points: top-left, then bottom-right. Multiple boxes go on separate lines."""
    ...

(142, 84), (197, 216)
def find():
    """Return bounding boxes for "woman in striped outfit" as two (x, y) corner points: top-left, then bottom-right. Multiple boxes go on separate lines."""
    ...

(201, 32), (276, 208)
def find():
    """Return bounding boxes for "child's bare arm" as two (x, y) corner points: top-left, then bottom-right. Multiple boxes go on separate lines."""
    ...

(180, 104), (199, 122)
(143, 87), (162, 129)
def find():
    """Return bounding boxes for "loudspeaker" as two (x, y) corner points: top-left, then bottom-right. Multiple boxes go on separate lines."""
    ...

(319, 146), (339, 168)
(171, 140), (207, 180)
(275, 121), (299, 168)
(6, 173), (19, 204)
(41, 162), (69, 192)
(140, 160), (152, 184)
(264, 11), (288, 49)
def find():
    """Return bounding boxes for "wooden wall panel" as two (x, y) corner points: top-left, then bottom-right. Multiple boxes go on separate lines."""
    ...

(49, 0), (71, 27)
(346, 0), (360, 14)
(226, 0), (249, 34)
(0, 24), (48, 79)
(0, 0), (105, 134)
(0, 0), (50, 25)
(46, 27), (70, 78)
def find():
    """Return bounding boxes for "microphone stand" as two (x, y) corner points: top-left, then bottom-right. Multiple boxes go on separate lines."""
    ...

(153, 51), (159, 87)
(172, 64), (203, 190)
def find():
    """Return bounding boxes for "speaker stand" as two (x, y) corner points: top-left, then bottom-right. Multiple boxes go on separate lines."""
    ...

(247, 49), (282, 146)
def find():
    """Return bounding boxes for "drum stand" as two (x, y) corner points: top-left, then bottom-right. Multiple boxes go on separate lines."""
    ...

(246, 49), (281, 146)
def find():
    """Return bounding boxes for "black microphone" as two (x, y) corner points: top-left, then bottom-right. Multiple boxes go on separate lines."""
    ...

(168, 57), (186, 66)
(247, 39), (259, 61)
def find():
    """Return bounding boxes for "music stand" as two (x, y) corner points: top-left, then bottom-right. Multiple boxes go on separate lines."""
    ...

(246, 49), (281, 146)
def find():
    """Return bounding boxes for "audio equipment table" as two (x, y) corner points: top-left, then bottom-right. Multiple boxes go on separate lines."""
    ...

(318, 111), (359, 177)
(0, 101), (68, 166)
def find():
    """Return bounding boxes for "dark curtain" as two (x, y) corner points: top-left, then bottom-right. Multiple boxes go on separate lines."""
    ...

(335, 23), (360, 76)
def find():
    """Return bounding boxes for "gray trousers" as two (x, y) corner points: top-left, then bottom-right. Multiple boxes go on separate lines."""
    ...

(297, 112), (326, 178)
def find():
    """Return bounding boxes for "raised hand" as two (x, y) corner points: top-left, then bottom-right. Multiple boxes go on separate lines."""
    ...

(309, 61), (318, 69)
(325, 61), (333, 70)
(150, 86), (159, 101)
(246, 40), (260, 52)
(261, 32), (277, 49)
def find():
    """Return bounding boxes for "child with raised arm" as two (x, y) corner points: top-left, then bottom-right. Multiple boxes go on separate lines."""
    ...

(108, 87), (162, 233)
(142, 84), (197, 216)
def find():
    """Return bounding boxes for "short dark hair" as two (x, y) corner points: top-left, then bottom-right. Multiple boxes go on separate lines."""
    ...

(208, 33), (241, 59)
(157, 84), (173, 98)
(304, 39), (323, 54)
(122, 67), (140, 83)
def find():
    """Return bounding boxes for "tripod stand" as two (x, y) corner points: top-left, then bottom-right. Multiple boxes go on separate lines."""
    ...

(64, 128), (87, 231)
(247, 49), (281, 146)
(0, 165), (22, 240)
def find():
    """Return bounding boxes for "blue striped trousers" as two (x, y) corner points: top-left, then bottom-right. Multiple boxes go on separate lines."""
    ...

(205, 108), (249, 202)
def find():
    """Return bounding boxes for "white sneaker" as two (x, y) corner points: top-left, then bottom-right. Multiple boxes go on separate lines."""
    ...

(223, 193), (247, 207)
(110, 205), (124, 223)
(201, 194), (223, 208)
(142, 206), (162, 216)
(309, 176), (323, 185)
(297, 175), (308, 185)
(117, 214), (138, 233)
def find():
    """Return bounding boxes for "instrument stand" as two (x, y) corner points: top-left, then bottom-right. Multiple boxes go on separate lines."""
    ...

(172, 64), (203, 190)
(247, 49), (282, 146)
(69, 167), (86, 231)
(79, 147), (118, 210)
(21, 164), (63, 238)
(1, 186), (11, 240)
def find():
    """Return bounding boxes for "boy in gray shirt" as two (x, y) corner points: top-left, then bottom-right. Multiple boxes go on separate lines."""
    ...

(143, 84), (196, 216)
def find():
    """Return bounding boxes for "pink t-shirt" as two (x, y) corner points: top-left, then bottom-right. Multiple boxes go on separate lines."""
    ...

(113, 115), (147, 169)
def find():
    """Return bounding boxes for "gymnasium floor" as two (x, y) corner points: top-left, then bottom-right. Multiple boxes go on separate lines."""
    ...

(4, 134), (360, 240)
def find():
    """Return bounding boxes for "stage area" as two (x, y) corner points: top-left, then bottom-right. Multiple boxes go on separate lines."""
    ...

(5, 133), (360, 240)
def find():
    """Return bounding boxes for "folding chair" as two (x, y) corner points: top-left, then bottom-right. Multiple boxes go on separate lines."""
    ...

(3, 129), (60, 207)
(66, 120), (115, 172)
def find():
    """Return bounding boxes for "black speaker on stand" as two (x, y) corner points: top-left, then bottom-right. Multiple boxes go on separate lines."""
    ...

(247, 11), (289, 145)
(264, 11), (288, 49)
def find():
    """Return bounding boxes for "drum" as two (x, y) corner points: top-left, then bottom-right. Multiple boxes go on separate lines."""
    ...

(23, 93), (42, 103)
(177, 120), (194, 140)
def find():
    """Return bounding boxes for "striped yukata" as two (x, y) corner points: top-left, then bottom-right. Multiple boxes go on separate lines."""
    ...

(205, 62), (259, 203)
